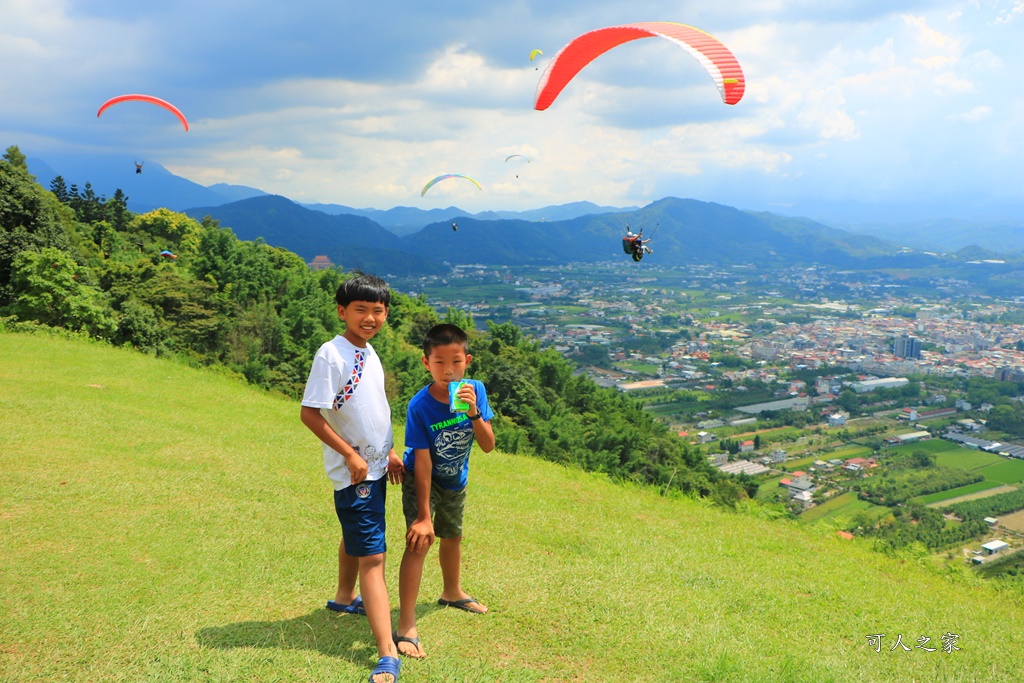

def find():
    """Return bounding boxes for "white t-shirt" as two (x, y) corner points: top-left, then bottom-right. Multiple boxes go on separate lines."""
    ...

(301, 335), (393, 490)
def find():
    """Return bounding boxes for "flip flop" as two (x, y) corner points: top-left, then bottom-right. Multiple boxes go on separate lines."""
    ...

(369, 655), (400, 683)
(437, 597), (485, 614)
(392, 631), (426, 659)
(326, 596), (365, 615)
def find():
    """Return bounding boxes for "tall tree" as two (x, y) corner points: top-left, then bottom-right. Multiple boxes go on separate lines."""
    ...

(0, 151), (73, 305)
(49, 176), (70, 204)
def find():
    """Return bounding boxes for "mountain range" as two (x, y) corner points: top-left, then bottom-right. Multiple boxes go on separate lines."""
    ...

(24, 153), (1023, 263)
(182, 193), (930, 276)
(25, 155), (635, 234)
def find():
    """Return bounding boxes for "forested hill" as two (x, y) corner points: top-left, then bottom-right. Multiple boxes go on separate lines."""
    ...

(0, 145), (745, 506)
(185, 194), (905, 274)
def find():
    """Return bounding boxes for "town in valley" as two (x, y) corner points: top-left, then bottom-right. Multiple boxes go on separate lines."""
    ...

(389, 258), (1024, 573)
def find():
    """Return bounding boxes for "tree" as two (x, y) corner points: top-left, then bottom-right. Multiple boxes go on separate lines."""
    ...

(0, 153), (74, 305)
(837, 389), (860, 414)
(49, 176), (70, 204)
(442, 306), (474, 331)
(988, 404), (1024, 438)
(4, 247), (116, 337)
(910, 450), (934, 469)
(3, 145), (28, 172)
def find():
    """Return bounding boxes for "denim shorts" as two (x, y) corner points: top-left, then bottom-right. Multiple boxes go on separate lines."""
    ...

(334, 477), (387, 557)
(402, 475), (467, 539)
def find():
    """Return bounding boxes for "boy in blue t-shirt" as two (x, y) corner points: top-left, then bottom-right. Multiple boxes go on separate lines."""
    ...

(393, 324), (495, 659)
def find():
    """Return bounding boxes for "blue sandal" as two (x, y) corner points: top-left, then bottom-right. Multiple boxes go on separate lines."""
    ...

(369, 655), (400, 683)
(326, 596), (365, 615)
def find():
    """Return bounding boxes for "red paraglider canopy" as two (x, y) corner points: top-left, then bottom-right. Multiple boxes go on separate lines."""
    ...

(534, 22), (745, 111)
(97, 94), (189, 131)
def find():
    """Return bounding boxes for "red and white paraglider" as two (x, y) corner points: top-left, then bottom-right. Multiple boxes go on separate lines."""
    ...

(534, 21), (745, 111)
(97, 94), (190, 131)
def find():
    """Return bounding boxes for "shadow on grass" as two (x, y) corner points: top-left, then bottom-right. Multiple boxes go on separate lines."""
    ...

(195, 602), (441, 666)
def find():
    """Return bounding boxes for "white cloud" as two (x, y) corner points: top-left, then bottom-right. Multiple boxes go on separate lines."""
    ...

(949, 105), (993, 121)
(5, 0), (1024, 217)
(994, 1), (1024, 24)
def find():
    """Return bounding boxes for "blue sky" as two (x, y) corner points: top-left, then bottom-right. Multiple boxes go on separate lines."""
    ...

(3, 0), (1023, 221)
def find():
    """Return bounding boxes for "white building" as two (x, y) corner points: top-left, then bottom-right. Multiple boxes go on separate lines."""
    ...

(851, 377), (910, 393)
(827, 412), (848, 427)
(982, 540), (1009, 556)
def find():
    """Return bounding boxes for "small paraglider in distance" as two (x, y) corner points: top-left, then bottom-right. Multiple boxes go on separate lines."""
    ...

(529, 49), (543, 70)
(135, 161), (144, 174)
(451, 221), (458, 232)
(421, 174), (482, 197)
(505, 154), (529, 179)
(159, 249), (178, 260)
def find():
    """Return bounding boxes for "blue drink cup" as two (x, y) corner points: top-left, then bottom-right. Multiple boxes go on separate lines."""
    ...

(448, 380), (470, 412)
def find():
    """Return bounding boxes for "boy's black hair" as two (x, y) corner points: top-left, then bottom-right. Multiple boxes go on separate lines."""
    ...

(422, 323), (469, 357)
(335, 273), (391, 307)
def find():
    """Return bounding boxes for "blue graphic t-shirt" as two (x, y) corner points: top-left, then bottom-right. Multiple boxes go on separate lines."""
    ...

(404, 379), (493, 490)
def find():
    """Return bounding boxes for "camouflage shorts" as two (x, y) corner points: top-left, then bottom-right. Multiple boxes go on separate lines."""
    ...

(402, 475), (467, 539)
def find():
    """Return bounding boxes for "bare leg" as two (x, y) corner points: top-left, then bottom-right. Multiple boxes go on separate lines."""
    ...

(335, 540), (359, 605)
(438, 537), (487, 613)
(358, 552), (396, 661)
(396, 546), (429, 657)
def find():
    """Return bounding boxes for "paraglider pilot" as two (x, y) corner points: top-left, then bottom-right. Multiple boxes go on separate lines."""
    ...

(451, 221), (458, 232)
(622, 229), (653, 261)
(135, 161), (144, 174)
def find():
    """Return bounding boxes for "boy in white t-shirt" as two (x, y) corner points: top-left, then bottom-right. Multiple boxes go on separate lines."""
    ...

(300, 273), (404, 683)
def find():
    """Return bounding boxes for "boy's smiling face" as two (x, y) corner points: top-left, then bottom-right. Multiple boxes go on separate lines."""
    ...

(338, 300), (388, 347)
(422, 342), (472, 389)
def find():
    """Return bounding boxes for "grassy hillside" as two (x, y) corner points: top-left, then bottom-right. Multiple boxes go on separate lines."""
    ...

(3, 332), (1024, 682)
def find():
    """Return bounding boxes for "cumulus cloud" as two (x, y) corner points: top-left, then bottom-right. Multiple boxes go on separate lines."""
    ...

(3, 0), (1023, 215)
(994, 1), (1024, 24)
(949, 105), (993, 121)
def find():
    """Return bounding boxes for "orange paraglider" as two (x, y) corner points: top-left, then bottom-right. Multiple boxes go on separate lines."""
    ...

(534, 22), (745, 111)
(97, 94), (189, 131)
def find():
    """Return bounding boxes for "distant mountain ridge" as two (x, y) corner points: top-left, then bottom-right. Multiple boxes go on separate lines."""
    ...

(184, 194), (917, 275)
(829, 218), (1024, 255)
(184, 195), (442, 275)
(25, 152), (1021, 256)
(302, 200), (638, 235)
(27, 155), (254, 213)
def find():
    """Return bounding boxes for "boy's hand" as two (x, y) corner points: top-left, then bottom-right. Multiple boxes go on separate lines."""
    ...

(407, 518), (435, 553)
(386, 450), (404, 484)
(457, 382), (478, 415)
(346, 453), (369, 484)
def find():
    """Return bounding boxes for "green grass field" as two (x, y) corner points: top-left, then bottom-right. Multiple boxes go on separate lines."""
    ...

(976, 459), (1024, 485)
(914, 481), (1007, 506)
(888, 440), (963, 456)
(727, 426), (804, 444)
(5, 332), (1024, 682)
(826, 445), (874, 461)
(933, 449), (1006, 471)
(799, 492), (889, 526)
(616, 360), (660, 376)
(781, 454), (825, 470)
(755, 475), (786, 500)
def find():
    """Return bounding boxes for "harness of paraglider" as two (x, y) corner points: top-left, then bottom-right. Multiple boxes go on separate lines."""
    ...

(623, 233), (644, 261)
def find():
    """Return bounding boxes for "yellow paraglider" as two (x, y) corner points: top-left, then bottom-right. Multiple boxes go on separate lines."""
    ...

(529, 49), (543, 61)
(420, 174), (482, 197)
